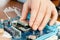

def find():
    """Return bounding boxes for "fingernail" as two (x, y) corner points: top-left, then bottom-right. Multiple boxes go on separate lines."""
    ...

(49, 23), (53, 26)
(32, 25), (37, 30)
(38, 27), (43, 31)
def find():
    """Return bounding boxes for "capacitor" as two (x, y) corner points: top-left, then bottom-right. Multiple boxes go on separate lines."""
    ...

(4, 26), (21, 38)
(11, 26), (21, 38)
(4, 21), (20, 38)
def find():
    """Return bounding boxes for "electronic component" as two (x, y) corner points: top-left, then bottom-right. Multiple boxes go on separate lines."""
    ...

(3, 7), (21, 17)
(18, 21), (29, 27)
(2, 20), (21, 39)
(0, 18), (58, 40)
(18, 27), (31, 32)
(11, 20), (17, 27)
(13, 20), (58, 40)
(15, 22), (31, 32)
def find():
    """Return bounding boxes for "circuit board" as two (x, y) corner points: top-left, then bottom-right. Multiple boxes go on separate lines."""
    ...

(0, 7), (59, 40)
(0, 15), (58, 40)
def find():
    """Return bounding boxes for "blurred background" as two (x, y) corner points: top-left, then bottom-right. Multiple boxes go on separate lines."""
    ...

(0, 0), (60, 21)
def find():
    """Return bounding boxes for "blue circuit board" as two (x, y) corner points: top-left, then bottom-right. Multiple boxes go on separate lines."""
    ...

(0, 13), (58, 40)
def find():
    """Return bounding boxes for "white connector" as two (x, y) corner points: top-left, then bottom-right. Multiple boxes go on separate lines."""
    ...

(3, 7), (21, 18)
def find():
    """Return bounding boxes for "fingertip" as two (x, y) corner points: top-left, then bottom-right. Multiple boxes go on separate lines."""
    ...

(49, 11), (58, 26)
(20, 17), (24, 21)
(32, 28), (37, 31)
(49, 22), (54, 26)
(32, 25), (38, 30)
(38, 25), (46, 31)
(49, 20), (56, 26)
(38, 27), (43, 31)
(32, 27), (37, 31)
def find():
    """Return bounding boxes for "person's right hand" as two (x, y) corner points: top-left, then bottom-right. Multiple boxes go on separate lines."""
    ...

(20, 0), (58, 31)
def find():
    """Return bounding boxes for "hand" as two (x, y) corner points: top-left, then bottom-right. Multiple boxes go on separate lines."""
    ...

(20, 0), (58, 31)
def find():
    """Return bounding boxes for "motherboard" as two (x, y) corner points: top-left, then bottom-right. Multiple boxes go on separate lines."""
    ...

(0, 7), (60, 40)
(0, 15), (59, 40)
